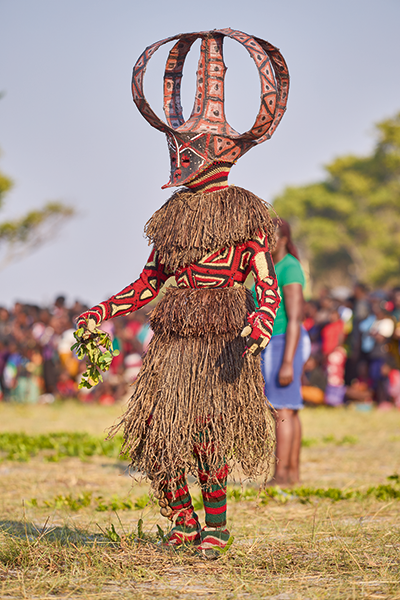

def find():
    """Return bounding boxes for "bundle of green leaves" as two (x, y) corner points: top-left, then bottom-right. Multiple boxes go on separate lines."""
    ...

(72, 327), (120, 389)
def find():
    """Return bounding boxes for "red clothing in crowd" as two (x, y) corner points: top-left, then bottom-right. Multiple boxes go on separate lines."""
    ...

(321, 320), (344, 356)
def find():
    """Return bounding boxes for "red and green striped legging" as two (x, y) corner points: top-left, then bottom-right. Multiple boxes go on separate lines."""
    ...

(164, 446), (228, 529)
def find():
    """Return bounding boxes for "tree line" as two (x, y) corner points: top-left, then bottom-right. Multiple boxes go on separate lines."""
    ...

(273, 112), (400, 290)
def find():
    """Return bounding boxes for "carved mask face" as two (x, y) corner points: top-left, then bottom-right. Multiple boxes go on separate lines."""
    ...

(163, 132), (208, 188)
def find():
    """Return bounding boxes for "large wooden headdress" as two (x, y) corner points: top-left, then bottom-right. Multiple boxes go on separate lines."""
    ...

(132, 29), (289, 189)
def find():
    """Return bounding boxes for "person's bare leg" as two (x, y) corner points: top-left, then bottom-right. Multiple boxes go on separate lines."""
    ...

(288, 410), (301, 484)
(273, 408), (295, 485)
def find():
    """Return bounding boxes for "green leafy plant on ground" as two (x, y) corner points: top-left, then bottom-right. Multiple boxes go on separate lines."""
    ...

(24, 478), (400, 513)
(0, 431), (359, 462)
(0, 431), (127, 462)
(302, 434), (358, 447)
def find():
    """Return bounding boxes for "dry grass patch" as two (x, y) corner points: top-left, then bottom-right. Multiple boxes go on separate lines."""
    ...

(0, 402), (399, 598)
(1, 501), (399, 599)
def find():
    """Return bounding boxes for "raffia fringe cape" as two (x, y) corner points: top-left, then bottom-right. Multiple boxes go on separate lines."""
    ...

(110, 186), (277, 487)
(144, 185), (277, 271)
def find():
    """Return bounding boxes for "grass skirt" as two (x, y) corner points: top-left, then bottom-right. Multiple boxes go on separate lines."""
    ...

(110, 286), (275, 488)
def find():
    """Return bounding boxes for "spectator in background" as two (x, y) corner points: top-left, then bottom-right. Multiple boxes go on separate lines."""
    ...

(0, 344), (7, 400)
(0, 307), (11, 340)
(345, 282), (370, 385)
(314, 294), (333, 329)
(3, 285), (400, 410)
(321, 308), (344, 357)
(261, 219), (310, 486)
(301, 352), (327, 405)
(0, 296), (152, 404)
(345, 360), (373, 405)
(2, 340), (20, 401)
(303, 300), (321, 355)
(53, 295), (67, 317)
(391, 287), (400, 322)
(367, 298), (395, 406)
(387, 361), (400, 408)
(389, 288), (400, 370)
(322, 308), (347, 406)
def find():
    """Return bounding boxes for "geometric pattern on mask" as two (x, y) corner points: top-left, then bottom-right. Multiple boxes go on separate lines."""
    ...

(132, 28), (289, 188)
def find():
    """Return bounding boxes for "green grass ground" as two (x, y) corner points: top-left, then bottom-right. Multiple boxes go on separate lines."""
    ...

(0, 401), (399, 599)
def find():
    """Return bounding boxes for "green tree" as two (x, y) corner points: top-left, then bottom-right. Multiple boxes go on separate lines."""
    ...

(273, 112), (400, 290)
(0, 153), (74, 270)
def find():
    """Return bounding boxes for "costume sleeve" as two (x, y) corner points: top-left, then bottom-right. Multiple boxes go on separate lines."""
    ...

(77, 249), (170, 331)
(241, 233), (281, 356)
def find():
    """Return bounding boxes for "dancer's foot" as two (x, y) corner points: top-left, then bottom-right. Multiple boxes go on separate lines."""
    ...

(197, 527), (231, 559)
(164, 509), (201, 547)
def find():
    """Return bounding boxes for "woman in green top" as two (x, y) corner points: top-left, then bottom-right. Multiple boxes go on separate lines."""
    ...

(261, 219), (310, 485)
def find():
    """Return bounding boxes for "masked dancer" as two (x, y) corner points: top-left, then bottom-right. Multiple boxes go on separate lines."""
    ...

(77, 29), (289, 557)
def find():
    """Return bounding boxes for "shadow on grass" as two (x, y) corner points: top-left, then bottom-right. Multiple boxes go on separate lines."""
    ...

(0, 519), (107, 545)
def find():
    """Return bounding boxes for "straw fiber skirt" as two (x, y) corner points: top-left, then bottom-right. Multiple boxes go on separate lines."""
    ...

(111, 286), (275, 486)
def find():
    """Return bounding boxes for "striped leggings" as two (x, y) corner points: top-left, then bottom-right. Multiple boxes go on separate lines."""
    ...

(164, 446), (228, 528)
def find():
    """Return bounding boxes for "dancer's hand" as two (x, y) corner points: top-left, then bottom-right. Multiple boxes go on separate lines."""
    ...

(278, 361), (293, 386)
(76, 309), (103, 338)
(241, 315), (271, 357)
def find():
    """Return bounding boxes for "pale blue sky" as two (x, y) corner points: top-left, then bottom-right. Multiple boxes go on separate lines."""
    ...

(1, 0), (400, 306)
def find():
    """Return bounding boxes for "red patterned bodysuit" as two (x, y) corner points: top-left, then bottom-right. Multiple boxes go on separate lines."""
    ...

(78, 231), (280, 351)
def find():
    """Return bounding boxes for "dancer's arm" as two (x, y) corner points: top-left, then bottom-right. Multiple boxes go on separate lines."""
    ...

(278, 283), (303, 385)
(242, 233), (281, 356)
(77, 248), (170, 331)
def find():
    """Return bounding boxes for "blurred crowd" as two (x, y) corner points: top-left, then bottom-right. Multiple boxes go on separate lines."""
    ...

(302, 283), (400, 410)
(0, 295), (152, 405)
(1, 283), (400, 409)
